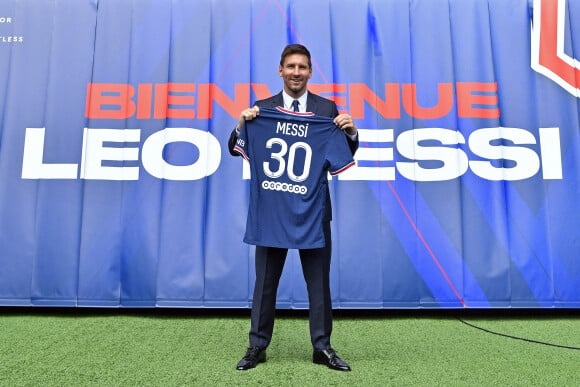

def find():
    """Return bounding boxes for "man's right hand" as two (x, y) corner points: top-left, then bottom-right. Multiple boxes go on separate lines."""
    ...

(236, 106), (260, 131)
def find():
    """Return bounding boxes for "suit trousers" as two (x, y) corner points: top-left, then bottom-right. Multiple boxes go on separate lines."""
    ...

(249, 222), (333, 351)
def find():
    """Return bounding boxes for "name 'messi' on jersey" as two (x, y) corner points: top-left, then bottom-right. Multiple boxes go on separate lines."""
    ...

(276, 121), (309, 138)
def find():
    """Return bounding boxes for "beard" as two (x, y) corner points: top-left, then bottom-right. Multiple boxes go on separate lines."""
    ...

(285, 77), (307, 96)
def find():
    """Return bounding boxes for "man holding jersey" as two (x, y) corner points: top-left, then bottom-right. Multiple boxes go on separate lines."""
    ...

(228, 44), (358, 372)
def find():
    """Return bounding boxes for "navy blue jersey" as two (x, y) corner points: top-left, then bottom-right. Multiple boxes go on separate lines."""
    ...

(234, 107), (355, 249)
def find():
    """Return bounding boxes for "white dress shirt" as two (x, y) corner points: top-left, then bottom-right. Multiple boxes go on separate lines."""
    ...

(282, 90), (309, 113)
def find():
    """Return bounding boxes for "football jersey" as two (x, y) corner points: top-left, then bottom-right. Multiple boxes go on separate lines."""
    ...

(234, 107), (355, 249)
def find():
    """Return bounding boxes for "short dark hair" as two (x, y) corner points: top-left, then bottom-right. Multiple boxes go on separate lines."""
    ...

(279, 44), (312, 68)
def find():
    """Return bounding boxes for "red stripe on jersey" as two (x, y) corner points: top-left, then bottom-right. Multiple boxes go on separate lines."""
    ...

(233, 146), (250, 161)
(330, 161), (356, 175)
(275, 106), (316, 116)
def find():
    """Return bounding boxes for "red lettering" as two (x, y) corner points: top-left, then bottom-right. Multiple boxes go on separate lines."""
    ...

(309, 84), (347, 112)
(84, 82), (501, 120)
(402, 83), (453, 119)
(251, 83), (273, 101)
(197, 84), (250, 119)
(349, 83), (400, 119)
(457, 82), (500, 118)
(153, 83), (195, 119)
(85, 83), (136, 119)
(137, 84), (152, 119)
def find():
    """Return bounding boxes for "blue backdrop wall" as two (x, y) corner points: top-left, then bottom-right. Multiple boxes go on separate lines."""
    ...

(0, 0), (578, 308)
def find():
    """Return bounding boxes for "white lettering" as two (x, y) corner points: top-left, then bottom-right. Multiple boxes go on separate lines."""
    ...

(80, 128), (141, 180)
(338, 127), (562, 182)
(338, 129), (395, 181)
(539, 127), (563, 179)
(469, 127), (539, 180)
(21, 128), (78, 179)
(142, 128), (221, 180)
(275, 121), (309, 137)
(21, 126), (562, 182)
(22, 127), (221, 181)
(396, 128), (468, 181)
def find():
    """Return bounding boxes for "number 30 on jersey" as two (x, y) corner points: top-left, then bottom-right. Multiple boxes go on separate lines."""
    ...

(263, 138), (312, 183)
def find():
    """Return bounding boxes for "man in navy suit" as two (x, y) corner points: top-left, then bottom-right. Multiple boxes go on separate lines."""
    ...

(228, 44), (358, 372)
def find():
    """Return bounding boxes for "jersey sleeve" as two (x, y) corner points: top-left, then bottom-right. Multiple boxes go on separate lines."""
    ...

(232, 122), (250, 161)
(327, 127), (356, 175)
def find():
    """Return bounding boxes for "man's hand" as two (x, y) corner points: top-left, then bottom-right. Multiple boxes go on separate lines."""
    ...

(236, 106), (260, 131)
(334, 114), (357, 136)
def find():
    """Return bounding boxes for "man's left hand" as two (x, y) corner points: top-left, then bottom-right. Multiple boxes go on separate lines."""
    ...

(334, 114), (357, 136)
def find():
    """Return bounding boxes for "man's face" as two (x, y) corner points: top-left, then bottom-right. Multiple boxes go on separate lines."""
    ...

(279, 53), (312, 98)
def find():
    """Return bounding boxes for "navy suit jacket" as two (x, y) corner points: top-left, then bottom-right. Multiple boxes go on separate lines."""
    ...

(228, 91), (358, 222)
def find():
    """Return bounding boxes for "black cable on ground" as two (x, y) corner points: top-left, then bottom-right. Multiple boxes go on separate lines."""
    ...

(457, 317), (580, 351)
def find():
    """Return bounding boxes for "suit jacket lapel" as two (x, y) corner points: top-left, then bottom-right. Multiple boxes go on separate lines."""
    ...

(268, 92), (284, 108)
(306, 92), (319, 114)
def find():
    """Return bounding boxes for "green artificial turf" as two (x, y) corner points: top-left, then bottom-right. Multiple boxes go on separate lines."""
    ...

(0, 309), (578, 386)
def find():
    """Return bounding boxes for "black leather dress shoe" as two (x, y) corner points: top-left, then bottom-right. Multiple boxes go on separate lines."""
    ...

(313, 348), (351, 371)
(236, 347), (266, 370)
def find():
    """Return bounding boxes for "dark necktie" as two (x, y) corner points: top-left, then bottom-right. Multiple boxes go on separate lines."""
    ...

(292, 99), (300, 112)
